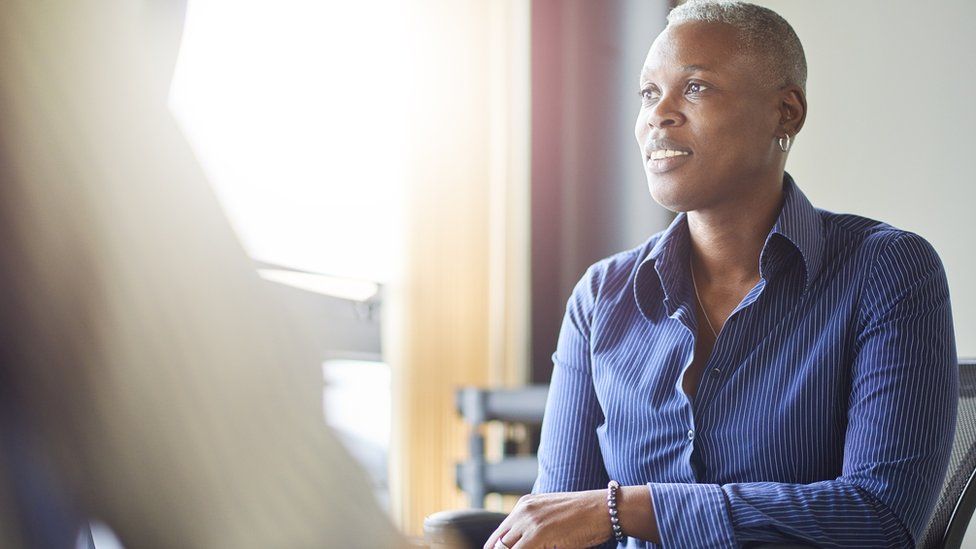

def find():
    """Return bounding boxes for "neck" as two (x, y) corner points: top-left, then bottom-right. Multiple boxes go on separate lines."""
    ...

(686, 174), (784, 286)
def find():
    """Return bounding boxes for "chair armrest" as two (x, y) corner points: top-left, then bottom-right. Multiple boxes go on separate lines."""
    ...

(424, 509), (507, 549)
(422, 511), (813, 548)
(749, 543), (816, 549)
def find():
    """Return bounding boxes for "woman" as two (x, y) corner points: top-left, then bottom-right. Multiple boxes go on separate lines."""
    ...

(487, 1), (957, 548)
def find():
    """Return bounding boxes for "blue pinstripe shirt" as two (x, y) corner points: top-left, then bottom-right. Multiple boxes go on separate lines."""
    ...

(533, 174), (958, 548)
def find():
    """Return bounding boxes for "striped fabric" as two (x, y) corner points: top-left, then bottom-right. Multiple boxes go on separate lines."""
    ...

(532, 174), (958, 548)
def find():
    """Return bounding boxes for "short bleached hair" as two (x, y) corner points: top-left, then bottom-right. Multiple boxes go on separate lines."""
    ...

(668, 0), (807, 90)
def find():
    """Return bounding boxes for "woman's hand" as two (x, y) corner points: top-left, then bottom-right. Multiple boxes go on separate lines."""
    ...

(483, 489), (612, 549)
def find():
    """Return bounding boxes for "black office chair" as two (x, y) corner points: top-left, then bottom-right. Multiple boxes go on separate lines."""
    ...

(454, 386), (549, 508)
(919, 359), (976, 548)
(428, 360), (976, 549)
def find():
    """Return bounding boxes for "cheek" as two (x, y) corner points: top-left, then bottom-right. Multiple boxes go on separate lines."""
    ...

(634, 111), (648, 143)
(724, 105), (778, 150)
(703, 114), (770, 166)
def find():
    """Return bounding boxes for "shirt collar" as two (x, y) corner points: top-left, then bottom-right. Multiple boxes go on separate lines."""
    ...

(765, 173), (825, 290)
(637, 173), (825, 314)
(644, 210), (691, 315)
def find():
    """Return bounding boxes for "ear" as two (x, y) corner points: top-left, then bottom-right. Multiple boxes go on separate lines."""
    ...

(778, 85), (807, 137)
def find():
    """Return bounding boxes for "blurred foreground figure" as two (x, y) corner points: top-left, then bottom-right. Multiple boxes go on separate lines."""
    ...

(0, 1), (404, 547)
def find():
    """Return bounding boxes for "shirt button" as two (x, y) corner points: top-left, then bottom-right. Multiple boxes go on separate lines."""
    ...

(712, 368), (722, 376)
(687, 429), (695, 441)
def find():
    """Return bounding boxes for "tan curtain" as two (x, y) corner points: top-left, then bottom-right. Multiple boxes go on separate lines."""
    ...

(387, 0), (531, 536)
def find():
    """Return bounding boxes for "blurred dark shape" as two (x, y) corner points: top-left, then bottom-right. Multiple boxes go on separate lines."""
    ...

(0, 0), (403, 546)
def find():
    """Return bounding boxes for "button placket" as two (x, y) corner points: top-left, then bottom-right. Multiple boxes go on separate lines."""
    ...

(696, 312), (741, 408)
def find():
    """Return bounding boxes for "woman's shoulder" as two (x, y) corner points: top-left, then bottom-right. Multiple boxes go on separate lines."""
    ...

(570, 232), (666, 305)
(582, 229), (665, 279)
(818, 209), (946, 294)
(820, 209), (942, 263)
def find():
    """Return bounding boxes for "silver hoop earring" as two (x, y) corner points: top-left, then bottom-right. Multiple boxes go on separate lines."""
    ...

(778, 133), (792, 152)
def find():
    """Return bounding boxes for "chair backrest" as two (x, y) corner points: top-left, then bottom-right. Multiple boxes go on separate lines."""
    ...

(455, 386), (549, 508)
(920, 359), (976, 549)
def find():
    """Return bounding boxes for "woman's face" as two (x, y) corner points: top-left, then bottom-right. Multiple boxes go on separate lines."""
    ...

(635, 21), (786, 213)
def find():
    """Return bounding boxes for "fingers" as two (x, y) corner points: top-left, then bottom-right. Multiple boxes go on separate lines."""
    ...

(484, 526), (522, 549)
(509, 531), (535, 549)
(499, 530), (522, 549)
(483, 522), (508, 549)
(485, 511), (525, 549)
(484, 495), (534, 549)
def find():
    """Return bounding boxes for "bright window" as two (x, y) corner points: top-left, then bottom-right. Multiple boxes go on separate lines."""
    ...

(169, 0), (405, 282)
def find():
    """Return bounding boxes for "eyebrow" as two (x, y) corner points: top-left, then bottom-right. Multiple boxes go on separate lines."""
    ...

(680, 64), (717, 73)
(641, 64), (718, 79)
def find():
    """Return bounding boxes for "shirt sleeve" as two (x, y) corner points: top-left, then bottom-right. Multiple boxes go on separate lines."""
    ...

(533, 266), (611, 494)
(650, 232), (958, 548)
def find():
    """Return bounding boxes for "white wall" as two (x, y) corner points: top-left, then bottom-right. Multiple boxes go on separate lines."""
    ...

(754, 0), (976, 358)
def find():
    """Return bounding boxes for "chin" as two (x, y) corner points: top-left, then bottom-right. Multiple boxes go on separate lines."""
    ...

(645, 174), (699, 213)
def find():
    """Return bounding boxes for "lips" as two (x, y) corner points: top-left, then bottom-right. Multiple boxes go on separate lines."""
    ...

(644, 138), (693, 174)
(649, 149), (690, 160)
(643, 137), (693, 161)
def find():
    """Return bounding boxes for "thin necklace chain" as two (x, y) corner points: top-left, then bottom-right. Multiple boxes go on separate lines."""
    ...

(690, 259), (719, 339)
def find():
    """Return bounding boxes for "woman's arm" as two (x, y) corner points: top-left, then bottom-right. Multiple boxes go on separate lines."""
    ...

(487, 265), (662, 548)
(533, 267), (611, 494)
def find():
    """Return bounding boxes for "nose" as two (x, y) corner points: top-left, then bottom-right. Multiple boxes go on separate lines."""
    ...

(646, 93), (686, 129)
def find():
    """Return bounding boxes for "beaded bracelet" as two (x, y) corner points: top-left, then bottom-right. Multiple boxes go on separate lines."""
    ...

(607, 479), (625, 542)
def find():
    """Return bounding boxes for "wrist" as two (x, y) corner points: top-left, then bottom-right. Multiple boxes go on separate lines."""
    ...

(615, 485), (660, 544)
(607, 480), (625, 542)
(584, 489), (615, 542)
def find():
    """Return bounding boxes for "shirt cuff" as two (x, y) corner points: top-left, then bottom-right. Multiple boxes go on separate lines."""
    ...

(648, 482), (737, 548)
